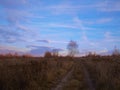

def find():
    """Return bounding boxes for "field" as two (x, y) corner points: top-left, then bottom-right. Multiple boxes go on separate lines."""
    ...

(0, 55), (120, 90)
(83, 56), (120, 90)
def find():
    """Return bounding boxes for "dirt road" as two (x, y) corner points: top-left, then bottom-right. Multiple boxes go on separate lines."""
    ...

(52, 60), (95, 90)
(52, 67), (74, 90)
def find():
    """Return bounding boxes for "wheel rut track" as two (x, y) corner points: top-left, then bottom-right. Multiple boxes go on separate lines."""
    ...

(52, 60), (95, 90)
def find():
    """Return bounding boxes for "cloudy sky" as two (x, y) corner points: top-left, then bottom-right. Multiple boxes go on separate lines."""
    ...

(0, 0), (120, 56)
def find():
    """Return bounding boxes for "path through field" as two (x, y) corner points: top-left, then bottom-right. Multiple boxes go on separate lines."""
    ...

(52, 67), (74, 90)
(81, 61), (95, 90)
(52, 60), (95, 90)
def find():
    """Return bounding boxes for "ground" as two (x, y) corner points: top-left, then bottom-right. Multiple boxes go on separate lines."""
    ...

(0, 56), (120, 90)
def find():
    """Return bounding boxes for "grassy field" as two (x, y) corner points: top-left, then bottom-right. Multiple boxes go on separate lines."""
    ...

(83, 56), (120, 90)
(0, 56), (74, 90)
(0, 55), (120, 90)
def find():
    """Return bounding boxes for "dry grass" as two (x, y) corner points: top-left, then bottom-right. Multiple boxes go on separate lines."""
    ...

(62, 61), (89, 90)
(84, 56), (120, 90)
(0, 56), (74, 90)
(0, 55), (120, 90)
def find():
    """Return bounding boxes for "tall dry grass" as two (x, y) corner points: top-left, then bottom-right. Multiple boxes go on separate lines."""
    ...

(0, 56), (74, 90)
(84, 56), (120, 90)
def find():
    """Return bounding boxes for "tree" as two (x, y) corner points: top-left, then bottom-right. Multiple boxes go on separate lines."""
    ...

(67, 40), (79, 57)
(112, 46), (120, 56)
(52, 49), (59, 57)
(44, 51), (52, 58)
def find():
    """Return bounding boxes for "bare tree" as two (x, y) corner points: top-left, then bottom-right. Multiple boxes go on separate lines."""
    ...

(112, 46), (120, 56)
(52, 49), (59, 57)
(67, 40), (79, 57)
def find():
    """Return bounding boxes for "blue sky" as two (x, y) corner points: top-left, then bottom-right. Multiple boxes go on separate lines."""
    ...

(0, 0), (120, 56)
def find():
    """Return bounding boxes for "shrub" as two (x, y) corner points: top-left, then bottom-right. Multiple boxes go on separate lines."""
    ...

(44, 52), (52, 58)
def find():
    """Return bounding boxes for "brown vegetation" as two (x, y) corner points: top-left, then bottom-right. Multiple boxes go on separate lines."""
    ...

(0, 54), (120, 90)
(0, 55), (73, 90)
(83, 56), (120, 90)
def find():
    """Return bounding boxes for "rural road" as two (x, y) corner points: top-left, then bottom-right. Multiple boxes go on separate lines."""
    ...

(81, 61), (95, 90)
(52, 66), (74, 90)
(52, 60), (95, 90)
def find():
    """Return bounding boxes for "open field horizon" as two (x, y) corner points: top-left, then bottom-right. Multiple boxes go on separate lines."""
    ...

(0, 0), (120, 89)
(0, 55), (120, 90)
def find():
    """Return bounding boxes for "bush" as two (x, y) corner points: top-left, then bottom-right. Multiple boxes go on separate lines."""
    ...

(44, 52), (52, 58)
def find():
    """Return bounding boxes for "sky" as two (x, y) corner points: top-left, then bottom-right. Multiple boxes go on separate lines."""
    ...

(0, 0), (120, 56)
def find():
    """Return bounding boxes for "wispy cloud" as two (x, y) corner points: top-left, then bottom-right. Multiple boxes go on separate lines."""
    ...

(45, 0), (120, 15)
(104, 31), (120, 42)
(96, 18), (112, 24)
(0, 25), (21, 43)
(98, 1), (120, 12)
(46, 3), (94, 15)
(17, 24), (29, 31)
(0, 0), (44, 25)
(73, 17), (108, 51)
(46, 23), (78, 29)
(48, 40), (68, 44)
(73, 17), (97, 47)
(73, 17), (86, 30)
(37, 39), (68, 44)
(5, 9), (32, 24)
(0, 44), (29, 53)
(37, 40), (49, 43)
(83, 18), (113, 25)
(0, 0), (27, 8)
(0, 24), (37, 44)
(27, 45), (64, 56)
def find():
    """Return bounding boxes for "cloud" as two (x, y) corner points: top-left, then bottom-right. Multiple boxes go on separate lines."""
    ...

(47, 23), (78, 29)
(104, 32), (120, 42)
(0, 2), (44, 43)
(0, 0), (27, 8)
(0, 44), (29, 53)
(5, 37), (18, 43)
(73, 17), (87, 30)
(0, 25), (21, 43)
(52, 48), (64, 52)
(50, 40), (68, 44)
(37, 40), (49, 43)
(48, 4), (76, 15)
(98, 1), (120, 12)
(99, 49), (108, 54)
(104, 32), (111, 39)
(83, 18), (113, 25)
(29, 46), (52, 55)
(27, 45), (64, 56)
(0, 44), (64, 56)
(0, 0), (44, 25)
(46, 2), (95, 15)
(37, 39), (68, 44)
(5, 9), (30, 24)
(96, 18), (112, 23)
(17, 24), (29, 31)
(27, 45), (53, 49)
(73, 17), (89, 42)
(73, 17), (102, 49)
(87, 31), (120, 53)
(46, 1), (111, 15)
(0, 25), (30, 43)
(46, 1), (120, 16)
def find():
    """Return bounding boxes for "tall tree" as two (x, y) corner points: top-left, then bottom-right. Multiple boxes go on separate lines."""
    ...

(112, 46), (120, 56)
(67, 40), (79, 57)
(52, 49), (59, 57)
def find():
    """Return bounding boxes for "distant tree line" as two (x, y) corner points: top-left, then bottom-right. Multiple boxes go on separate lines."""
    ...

(44, 40), (120, 58)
